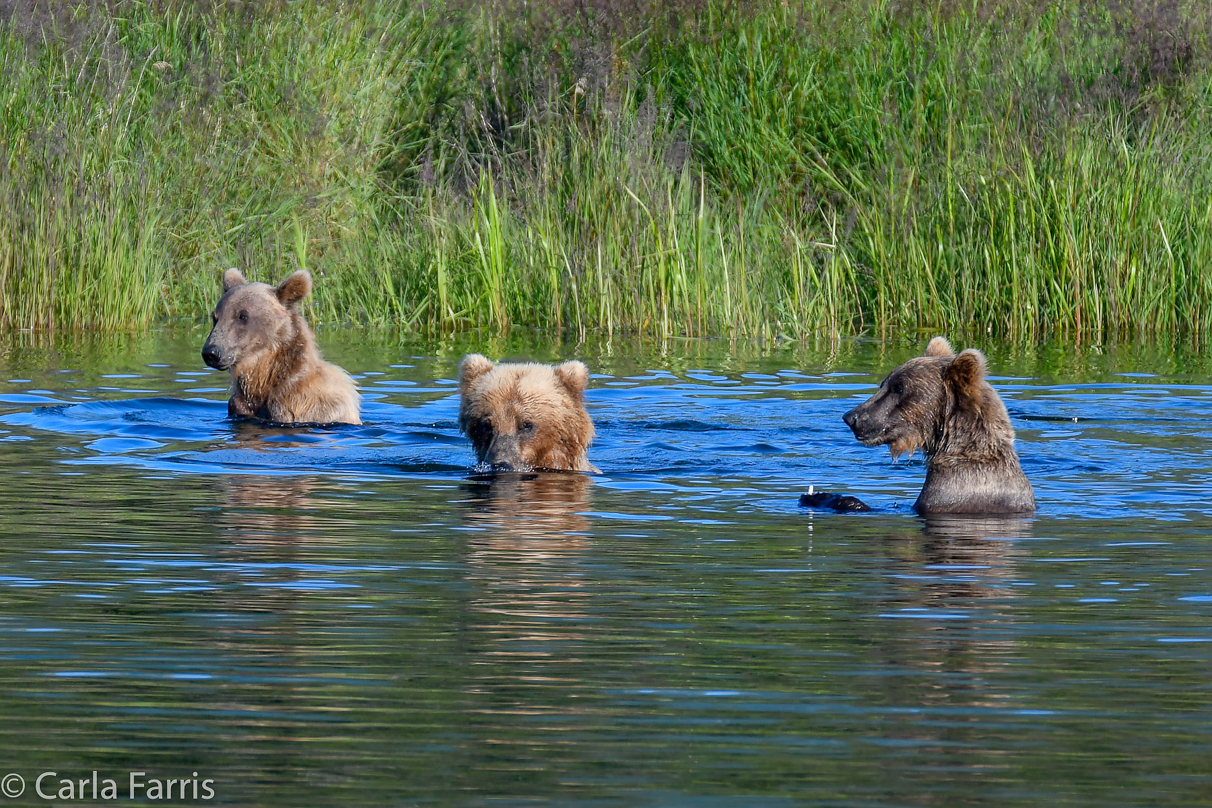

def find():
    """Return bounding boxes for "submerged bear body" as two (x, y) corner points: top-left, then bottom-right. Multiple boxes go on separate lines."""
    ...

(843, 337), (1034, 515)
(458, 354), (597, 473)
(202, 268), (360, 425)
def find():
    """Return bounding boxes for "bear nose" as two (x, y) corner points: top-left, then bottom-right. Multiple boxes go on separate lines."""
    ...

(201, 345), (221, 369)
(484, 434), (524, 472)
(842, 407), (858, 429)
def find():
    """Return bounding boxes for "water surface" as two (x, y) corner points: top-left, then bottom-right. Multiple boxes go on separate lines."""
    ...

(0, 328), (1210, 806)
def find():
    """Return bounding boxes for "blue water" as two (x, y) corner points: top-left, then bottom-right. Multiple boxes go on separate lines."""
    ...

(0, 328), (1210, 806)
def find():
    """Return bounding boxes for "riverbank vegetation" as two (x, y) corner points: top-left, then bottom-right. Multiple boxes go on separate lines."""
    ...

(2, 0), (1210, 338)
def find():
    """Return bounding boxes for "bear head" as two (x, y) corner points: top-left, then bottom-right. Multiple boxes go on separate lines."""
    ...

(458, 354), (595, 473)
(202, 268), (312, 372)
(842, 336), (1002, 459)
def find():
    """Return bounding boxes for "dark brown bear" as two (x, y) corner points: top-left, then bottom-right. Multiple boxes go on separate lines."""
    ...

(458, 354), (597, 473)
(842, 337), (1034, 515)
(202, 268), (360, 425)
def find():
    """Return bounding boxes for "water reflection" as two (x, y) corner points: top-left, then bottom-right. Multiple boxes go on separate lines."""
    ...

(220, 473), (320, 546)
(459, 473), (595, 779)
(877, 515), (1030, 746)
(916, 515), (1032, 597)
(212, 473), (314, 730)
(920, 514), (1033, 541)
(459, 472), (593, 656)
(462, 472), (593, 539)
(883, 515), (1029, 622)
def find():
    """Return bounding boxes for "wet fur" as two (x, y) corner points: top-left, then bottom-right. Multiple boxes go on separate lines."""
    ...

(458, 355), (597, 473)
(843, 336), (1034, 515)
(799, 491), (871, 512)
(202, 269), (360, 425)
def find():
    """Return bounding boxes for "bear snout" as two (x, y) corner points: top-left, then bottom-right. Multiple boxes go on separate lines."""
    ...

(842, 406), (861, 433)
(843, 405), (885, 444)
(482, 433), (526, 473)
(201, 343), (225, 370)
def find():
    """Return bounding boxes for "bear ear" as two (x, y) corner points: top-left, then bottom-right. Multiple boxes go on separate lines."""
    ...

(553, 360), (590, 396)
(945, 348), (988, 405)
(925, 336), (954, 357)
(222, 268), (247, 292)
(275, 270), (312, 308)
(458, 354), (494, 393)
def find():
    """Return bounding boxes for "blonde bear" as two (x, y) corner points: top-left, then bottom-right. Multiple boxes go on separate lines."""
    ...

(202, 269), (360, 425)
(458, 354), (597, 473)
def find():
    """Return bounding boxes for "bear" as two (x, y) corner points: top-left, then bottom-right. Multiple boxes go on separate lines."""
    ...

(840, 336), (1035, 515)
(201, 268), (361, 425)
(458, 354), (597, 473)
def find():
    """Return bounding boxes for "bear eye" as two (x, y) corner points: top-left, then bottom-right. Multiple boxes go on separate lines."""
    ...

(890, 380), (904, 396)
(238, 310), (249, 323)
(519, 420), (535, 435)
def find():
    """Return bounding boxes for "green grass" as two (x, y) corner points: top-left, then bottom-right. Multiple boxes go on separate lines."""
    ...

(2, 0), (1211, 340)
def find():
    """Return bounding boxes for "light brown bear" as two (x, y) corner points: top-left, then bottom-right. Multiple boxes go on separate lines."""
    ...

(201, 268), (360, 425)
(842, 336), (1034, 515)
(458, 354), (597, 473)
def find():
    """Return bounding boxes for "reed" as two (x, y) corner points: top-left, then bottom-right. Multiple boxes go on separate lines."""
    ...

(1, 0), (1210, 340)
